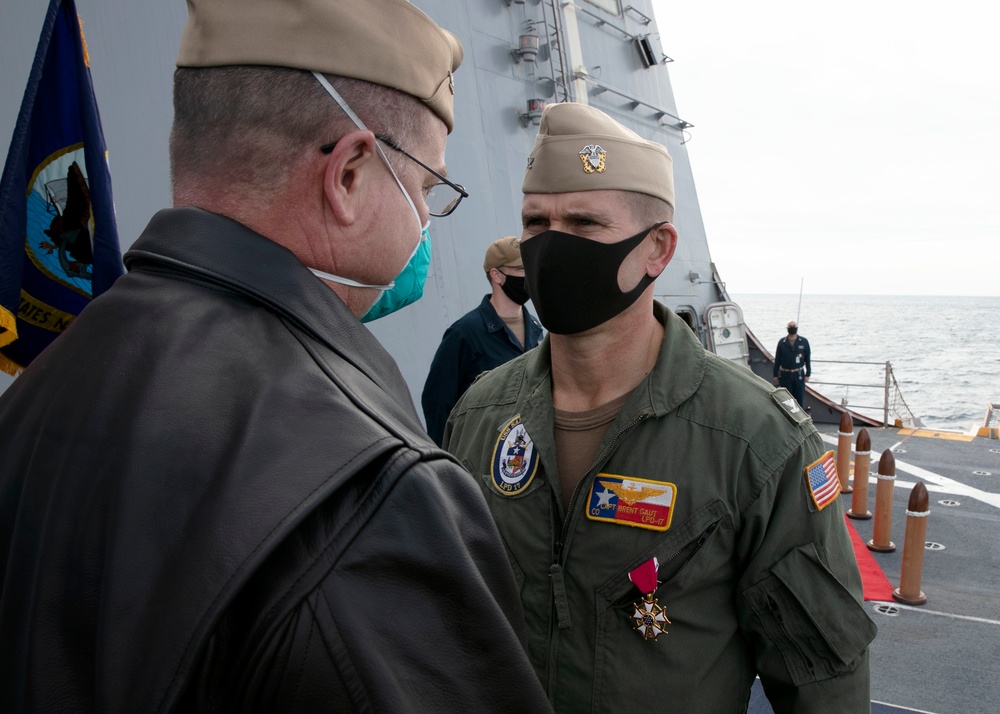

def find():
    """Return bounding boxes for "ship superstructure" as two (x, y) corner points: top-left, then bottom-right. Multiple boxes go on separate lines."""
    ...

(4, 4), (1000, 713)
(365, 0), (751, 404)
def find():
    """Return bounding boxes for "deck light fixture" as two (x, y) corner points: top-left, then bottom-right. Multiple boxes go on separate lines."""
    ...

(518, 98), (546, 127)
(512, 26), (541, 63)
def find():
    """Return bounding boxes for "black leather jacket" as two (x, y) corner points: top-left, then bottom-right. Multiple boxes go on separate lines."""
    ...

(0, 208), (551, 713)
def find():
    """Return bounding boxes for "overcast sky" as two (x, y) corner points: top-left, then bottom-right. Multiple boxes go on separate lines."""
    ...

(649, 0), (999, 296)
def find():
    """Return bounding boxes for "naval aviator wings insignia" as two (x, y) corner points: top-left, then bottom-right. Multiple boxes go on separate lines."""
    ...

(586, 474), (676, 531)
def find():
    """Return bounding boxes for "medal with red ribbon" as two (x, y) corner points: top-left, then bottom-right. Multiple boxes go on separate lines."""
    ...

(628, 557), (671, 640)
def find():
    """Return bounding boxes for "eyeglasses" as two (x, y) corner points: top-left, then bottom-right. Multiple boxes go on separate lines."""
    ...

(320, 134), (469, 217)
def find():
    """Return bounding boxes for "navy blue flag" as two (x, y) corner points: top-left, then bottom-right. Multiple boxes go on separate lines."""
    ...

(0, 0), (123, 375)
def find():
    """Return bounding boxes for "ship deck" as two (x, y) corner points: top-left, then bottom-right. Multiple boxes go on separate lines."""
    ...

(749, 424), (1000, 713)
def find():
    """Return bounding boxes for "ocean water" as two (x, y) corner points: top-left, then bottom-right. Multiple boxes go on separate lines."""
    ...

(3, 293), (996, 432)
(732, 294), (1000, 432)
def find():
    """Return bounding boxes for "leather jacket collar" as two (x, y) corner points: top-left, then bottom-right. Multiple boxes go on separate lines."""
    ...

(125, 207), (415, 416)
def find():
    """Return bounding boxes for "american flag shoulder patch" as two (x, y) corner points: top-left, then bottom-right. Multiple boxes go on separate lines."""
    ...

(805, 450), (841, 511)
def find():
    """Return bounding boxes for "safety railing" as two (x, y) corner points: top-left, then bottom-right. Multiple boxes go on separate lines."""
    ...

(808, 359), (916, 428)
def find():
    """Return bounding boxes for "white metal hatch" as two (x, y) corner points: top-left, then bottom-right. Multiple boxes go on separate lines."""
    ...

(704, 302), (749, 367)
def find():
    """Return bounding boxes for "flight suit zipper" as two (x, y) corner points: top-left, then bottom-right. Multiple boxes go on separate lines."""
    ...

(610, 521), (720, 607)
(547, 412), (648, 696)
(554, 412), (650, 565)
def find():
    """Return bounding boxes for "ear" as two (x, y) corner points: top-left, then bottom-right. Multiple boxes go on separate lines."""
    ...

(647, 222), (678, 276)
(323, 130), (378, 226)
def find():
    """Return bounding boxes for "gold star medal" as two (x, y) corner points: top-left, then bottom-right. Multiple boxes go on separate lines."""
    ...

(628, 557), (671, 640)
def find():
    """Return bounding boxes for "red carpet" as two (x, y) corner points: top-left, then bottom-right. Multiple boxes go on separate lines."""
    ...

(843, 515), (895, 601)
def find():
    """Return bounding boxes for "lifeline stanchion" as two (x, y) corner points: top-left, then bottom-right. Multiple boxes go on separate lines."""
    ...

(836, 412), (853, 493)
(893, 481), (930, 606)
(847, 428), (872, 519)
(867, 449), (896, 552)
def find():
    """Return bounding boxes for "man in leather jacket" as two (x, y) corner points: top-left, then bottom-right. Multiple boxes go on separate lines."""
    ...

(0, 1), (551, 712)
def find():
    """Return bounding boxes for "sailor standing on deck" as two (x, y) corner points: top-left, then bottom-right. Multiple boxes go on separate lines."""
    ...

(421, 236), (543, 445)
(442, 102), (875, 713)
(773, 319), (812, 407)
(0, 1), (551, 712)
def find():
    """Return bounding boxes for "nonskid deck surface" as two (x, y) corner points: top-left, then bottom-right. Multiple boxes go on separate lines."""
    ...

(748, 678), (941, 713)
(748, 426), (1000, 713)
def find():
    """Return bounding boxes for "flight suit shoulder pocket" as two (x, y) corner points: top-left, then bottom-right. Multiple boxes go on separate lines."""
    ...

(743, 544), (877, 686)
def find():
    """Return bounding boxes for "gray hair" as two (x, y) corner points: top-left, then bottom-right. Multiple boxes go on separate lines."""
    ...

(623, 190), (675, 227)
(170, 66), (433, 194)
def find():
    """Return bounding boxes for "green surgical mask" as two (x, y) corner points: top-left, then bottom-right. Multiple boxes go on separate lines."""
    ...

(361, 225), (432, 322)
(308, 71), (429, 318)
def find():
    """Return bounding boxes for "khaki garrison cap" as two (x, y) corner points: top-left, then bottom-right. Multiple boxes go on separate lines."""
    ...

(483, 236), (523, 273)
(522, 103), (674, 209)
(176, 0), (464, 132)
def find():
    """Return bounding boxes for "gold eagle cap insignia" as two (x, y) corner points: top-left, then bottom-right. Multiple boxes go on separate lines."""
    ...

(599, 480), (667, 506)
(579, 144), (607, 174)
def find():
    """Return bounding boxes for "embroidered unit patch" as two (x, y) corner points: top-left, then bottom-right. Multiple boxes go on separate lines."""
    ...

(586, 474), (676, 531)
(490, 415), (539, 496)
(805, 450), (841, 511)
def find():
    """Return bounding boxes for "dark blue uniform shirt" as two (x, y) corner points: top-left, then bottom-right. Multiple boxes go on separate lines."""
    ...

(421, 295), (542, 445)
(773, 334), (811, 406)
(773, 335), (811, 378)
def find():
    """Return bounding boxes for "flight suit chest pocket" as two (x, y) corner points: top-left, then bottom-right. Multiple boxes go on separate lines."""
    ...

(596, 499), (731, 607)
(590, 500), (735, 713)
(743, 544), (877, 686)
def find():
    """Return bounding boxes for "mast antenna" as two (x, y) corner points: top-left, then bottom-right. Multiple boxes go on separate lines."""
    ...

(796, 278), (804, 325)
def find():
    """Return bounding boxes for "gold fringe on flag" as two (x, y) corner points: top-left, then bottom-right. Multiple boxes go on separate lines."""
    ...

(0, 306), (22, 375)
(0, 354), (24, 377)
(78, 14), (90, 68)
(0, 306), (17, 349)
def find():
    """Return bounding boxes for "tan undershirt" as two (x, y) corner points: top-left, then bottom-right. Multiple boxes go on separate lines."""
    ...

(553, 391), (632, 506)
(500, 311), (525, 348)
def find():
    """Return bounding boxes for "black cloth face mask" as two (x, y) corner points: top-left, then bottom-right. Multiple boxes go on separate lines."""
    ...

(520, 223), (664, 334)
(498, 272), (530, 305)
(787, 327), (798, 335)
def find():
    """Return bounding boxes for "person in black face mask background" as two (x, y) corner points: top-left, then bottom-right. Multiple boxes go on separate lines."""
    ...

(441, 102), (872, 713)
(773, 319), (812, 407)
(421, 235), (543, 445)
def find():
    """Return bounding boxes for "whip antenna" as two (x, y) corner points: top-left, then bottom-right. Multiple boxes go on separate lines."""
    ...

(796, 278), (804, 325)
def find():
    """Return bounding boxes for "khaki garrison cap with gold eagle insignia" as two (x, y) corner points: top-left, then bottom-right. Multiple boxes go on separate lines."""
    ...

(521, 102), (674, 209)
(176, 0), (464, 133)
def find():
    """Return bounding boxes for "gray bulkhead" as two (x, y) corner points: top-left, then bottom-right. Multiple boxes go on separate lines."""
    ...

(366, 0), (749, 405)
(0, 0), (749, 408)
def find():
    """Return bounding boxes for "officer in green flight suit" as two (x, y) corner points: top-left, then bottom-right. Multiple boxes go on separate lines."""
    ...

(442, 102), (875, 713)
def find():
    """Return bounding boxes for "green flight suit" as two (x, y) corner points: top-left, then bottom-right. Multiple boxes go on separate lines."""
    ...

(443, 302), (876, 713)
